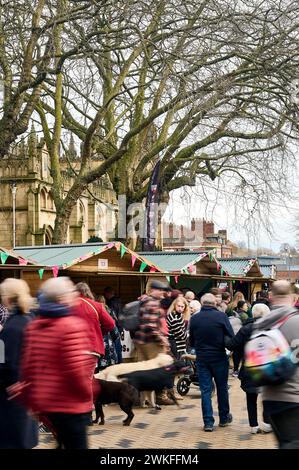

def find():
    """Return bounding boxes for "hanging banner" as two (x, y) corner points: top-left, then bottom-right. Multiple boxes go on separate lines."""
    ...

(38, 269), (45, 280)
(120, 244), (126, 258)
(131, 255), (137, 268)
(142, 159), (161, 251)
(52, 266), (59, 278)
(174, 275), (179, 284)
(0, 252), (9, 264)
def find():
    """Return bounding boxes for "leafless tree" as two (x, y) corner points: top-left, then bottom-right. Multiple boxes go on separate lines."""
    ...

(9, 0), (299, 245)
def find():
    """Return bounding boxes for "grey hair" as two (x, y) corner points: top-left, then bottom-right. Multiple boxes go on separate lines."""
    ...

(200, 293), (217, 306)
(252, 303), (270, 319)
(189, 300), (201, 312)
(41, 277), (75, 302)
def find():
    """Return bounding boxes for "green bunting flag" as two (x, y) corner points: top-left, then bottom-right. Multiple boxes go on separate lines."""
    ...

(120, 244), (126, 258)
(139, 262), (147, 272)
(166, 276), (171, 284)
(0, 252), (9, 264)
(209, 253), (213, 261)
(220, 268), (224, 276)
(38, 269), (44, 280)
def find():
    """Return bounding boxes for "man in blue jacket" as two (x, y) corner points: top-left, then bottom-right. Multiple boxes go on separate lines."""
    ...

(189, 293), (234, 431)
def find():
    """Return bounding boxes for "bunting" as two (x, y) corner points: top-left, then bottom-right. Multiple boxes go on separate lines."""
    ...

(52, 266), (59, 278)
(131, 255), (137, 268)
(139, 262), (147, 273)
(0, 252), (9, 264)
(120, 244), (126, 258)
(38, 269), (45, 280)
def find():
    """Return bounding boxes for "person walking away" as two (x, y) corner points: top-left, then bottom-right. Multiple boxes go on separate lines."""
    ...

(74, 283), (115, 371)
(189, 293), (234, 431)
(253, 280), (299, 449)
(0, 279), (38, 449)
(210, 287), (223, 311)
(133, 280), (172, 405)
(225, 304), (272, 434)
(15, 277), (96, 449)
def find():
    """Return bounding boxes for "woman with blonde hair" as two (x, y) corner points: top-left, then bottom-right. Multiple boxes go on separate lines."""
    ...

(0, 278), (38, 449)
(226, 291), (245, 317)
(167, 297), (189, 359)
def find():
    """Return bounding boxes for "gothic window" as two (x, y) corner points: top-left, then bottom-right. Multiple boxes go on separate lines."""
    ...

(40, 189), (47, 209)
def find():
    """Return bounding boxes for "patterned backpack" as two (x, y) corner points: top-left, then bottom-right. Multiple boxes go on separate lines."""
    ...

(244, 312), (298, 386)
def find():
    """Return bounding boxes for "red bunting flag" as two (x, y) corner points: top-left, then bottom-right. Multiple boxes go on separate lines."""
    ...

(19, 258), (28, 266)
(174, 276), (179, 284)
(150, 266), (156, 273)
(131, 255), (137, 268)
(52, 266), (59, 278)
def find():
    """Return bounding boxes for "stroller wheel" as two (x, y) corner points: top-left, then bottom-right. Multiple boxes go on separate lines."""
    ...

(177, 377), (191, 396)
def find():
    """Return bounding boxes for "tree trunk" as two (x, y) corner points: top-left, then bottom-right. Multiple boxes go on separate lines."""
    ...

(52, 206), (72, 244)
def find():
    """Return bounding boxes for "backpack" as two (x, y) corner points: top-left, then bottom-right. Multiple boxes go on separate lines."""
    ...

(118, 300), (141, 332)
(244, 312), (298, 387)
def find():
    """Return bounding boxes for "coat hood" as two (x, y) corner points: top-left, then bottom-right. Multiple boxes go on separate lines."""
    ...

(37, 295), (69, 318)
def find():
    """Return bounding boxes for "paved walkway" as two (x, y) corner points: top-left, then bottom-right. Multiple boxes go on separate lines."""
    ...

(37, 375), (277, 449)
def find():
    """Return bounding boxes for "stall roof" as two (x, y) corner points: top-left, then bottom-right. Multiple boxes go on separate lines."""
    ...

(138, 251), (208, 272)
(260, 265), (275, 278)
(0, 246), (35, 266)
(13, 242), (164, 272)
(219, 258), (263, 277)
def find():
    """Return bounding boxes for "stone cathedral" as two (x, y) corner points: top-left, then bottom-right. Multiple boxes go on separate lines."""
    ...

(0, 132), (118, 249)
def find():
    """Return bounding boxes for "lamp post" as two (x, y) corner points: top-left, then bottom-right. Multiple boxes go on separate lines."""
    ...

(11, 183), (17, 248)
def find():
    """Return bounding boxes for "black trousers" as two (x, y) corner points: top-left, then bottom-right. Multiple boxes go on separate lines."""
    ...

(232, 351), (241, 372)
(268, 406), (299, 449)
(45, 412), (90, 449)
(246, 393), (269, 427)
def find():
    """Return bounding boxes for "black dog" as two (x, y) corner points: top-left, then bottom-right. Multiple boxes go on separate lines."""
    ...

(119, 360), (188, 407)
(92, 378), (139, 426)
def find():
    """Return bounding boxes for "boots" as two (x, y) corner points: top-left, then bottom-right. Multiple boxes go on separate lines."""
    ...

(156, 389), (175, 405)
(167, 387), (184, 401)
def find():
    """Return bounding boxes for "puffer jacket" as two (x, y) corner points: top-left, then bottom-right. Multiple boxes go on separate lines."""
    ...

(20, 300), (95, 414)
(72, 296), (115, 355)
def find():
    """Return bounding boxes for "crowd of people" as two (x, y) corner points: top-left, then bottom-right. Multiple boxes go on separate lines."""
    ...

(0, 277), (298, 449)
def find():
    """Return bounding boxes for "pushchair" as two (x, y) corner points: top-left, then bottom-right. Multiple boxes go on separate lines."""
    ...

(176, 353), (215, 396)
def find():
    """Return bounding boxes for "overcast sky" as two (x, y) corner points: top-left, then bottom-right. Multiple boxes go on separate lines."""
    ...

(164, 180), (298, 253)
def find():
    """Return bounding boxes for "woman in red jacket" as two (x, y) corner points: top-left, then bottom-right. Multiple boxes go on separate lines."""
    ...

(19, 277), (96, 449)
(73, 283), (115, 369)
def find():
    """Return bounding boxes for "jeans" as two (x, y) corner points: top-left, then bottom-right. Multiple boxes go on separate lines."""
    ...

(197, 357), (230, 426)
(268, 405), (299, 449)
(45, 412), (90, 449)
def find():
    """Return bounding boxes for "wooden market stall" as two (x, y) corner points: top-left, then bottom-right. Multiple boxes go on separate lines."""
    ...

(13, 242), (165, 302)
(139, 251), (273, 301)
